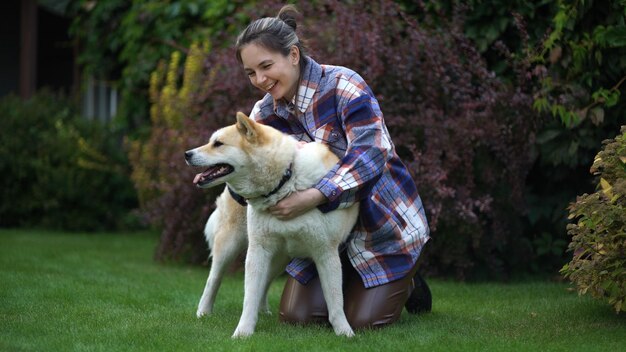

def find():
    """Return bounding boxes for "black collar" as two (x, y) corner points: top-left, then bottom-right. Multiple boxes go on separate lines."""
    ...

(226, 163), (294, 206)
(227, 186), (248, 207)
(262, 162), (293, 198)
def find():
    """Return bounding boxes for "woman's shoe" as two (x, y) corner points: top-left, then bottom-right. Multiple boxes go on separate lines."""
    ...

(405, 272), (432, 314)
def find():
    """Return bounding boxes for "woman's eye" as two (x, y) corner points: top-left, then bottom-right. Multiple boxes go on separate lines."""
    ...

(247, 72), (255, 77)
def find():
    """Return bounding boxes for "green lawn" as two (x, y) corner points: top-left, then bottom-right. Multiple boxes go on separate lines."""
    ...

(1, 229), (624, 352)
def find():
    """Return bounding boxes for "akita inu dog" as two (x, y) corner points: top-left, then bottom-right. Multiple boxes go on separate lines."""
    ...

(185, 112), (359, 338)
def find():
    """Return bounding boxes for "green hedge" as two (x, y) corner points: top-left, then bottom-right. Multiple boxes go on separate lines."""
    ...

(0, 91), (138, 231)
(562, 126), (626, 313)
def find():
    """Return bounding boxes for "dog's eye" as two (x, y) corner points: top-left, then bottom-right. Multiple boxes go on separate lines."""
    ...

(213, 140), (223, 148)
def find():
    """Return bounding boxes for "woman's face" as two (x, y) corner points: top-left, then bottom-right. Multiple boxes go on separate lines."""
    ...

(240, 43), (300, 102)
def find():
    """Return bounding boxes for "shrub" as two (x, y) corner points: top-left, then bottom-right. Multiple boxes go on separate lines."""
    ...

(562, 126), (626, 313)
(0, 91), (138, 231)
(127, 42), (229, 262)
(132, 0), (538, 278)
(520, 0), (626, 275)
(530, 0), (626, 128)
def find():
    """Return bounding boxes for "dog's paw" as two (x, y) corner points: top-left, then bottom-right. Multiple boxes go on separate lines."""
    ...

(196, 308), (212, 318)
(231, 326), (254, 339)
(333, 326), (355, 338)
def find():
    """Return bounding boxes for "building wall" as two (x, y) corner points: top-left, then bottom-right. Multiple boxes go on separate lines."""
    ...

(38, 5), (74, 94)
(0, 1), (20, 97)
(0, 1), (74, 98)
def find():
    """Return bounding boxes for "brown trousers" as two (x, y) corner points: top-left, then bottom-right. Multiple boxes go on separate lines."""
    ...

(279, 254), (419, 329)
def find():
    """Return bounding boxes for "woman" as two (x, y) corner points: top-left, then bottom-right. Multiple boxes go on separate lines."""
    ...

(235, 5), (431, 329)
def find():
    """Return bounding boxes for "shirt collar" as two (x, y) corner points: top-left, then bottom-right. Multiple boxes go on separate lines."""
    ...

(273, 56), (323, 115)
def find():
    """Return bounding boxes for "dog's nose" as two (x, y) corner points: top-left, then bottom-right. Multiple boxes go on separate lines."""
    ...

(185, 150), (193, 162)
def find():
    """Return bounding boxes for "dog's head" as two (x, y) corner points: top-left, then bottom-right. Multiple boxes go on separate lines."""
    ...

(185, 112), (277, 188)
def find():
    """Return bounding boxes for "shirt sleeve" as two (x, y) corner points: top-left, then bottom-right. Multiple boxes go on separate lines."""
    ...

(249, 99), (263, 121)
(315, 89), (393, 212)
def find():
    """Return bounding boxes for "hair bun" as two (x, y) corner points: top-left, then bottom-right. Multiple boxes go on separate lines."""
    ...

(277, 5), (299, 31)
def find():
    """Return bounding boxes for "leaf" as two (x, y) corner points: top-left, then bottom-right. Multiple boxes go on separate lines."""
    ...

(187, 3), (199, 16)
(594, 155), (603, 164)
(536, 129), (562, 144)
(568, 141), (579, 156)
(605, 90), (621, 107)
(604, 26), (626, 47)
(533, 97), (550, 112)
(593, 25), (608, 46)
(611, 194), (622, 203)
(549, 46), (563, 63)
(575, 107), (589, 122)
(590, 107), (605, 125)
(600, 178), (613, 199)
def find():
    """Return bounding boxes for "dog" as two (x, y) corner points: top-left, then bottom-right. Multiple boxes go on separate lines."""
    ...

(185, 112), (359, 338)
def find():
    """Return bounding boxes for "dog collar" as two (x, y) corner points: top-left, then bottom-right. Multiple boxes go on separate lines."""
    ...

(227, 186), (248, 206)
(262, 162), (293, 198)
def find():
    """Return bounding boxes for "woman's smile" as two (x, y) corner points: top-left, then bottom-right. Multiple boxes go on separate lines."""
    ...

(264, 81), (277, 92)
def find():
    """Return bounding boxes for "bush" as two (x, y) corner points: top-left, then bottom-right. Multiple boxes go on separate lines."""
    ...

(531, 0), (626, 127)
(562, 126), (626, 313)
(523, 0), (626, 273)
(0, 91), (138, 231)
(399, 0), (626, 276)
(127, 42), (230, 262)
(131, 0), (538, 278)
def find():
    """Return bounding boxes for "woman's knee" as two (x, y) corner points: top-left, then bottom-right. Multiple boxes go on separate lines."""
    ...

(343, 268), (416, 329)
(279, 276), (329, 324)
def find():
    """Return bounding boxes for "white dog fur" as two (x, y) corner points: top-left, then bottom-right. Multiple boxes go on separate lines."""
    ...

(185, 112), (359, 338)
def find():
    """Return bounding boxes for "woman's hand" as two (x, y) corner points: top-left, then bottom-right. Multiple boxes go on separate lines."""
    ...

(268, 188), (327, 220)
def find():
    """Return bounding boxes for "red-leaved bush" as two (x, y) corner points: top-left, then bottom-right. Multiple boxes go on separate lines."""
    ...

(131, 0), (537, 278)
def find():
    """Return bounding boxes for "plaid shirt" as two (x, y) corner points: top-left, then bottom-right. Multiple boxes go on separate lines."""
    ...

(250, 56), (430, 288)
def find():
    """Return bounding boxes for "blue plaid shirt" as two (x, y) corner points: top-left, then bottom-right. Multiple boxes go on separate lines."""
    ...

(250, 56), (430, 288)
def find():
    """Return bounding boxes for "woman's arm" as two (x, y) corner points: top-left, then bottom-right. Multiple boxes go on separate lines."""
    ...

(315, 91), (393, 212)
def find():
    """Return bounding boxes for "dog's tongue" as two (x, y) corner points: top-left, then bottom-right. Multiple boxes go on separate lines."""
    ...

(193, 169), (214, 185)
(192, 164), (233, 185)
(193, 173), (204, 185)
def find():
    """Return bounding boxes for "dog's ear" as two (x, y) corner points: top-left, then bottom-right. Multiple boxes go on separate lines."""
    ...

(235, 112), (259, 144)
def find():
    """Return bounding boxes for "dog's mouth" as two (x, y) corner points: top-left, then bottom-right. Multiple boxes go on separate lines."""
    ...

(193, 163), (234, 186)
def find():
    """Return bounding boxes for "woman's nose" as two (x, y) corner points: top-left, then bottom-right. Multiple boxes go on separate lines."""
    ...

(256, 73), (266, 85)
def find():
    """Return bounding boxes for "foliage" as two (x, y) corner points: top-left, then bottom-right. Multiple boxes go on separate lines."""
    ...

(0, 91), (138, 231)
(531, 0), (626, 128)
(397, 0), (556, 75)
(67, 0), (248, 129)
(562, 126), (626, 313)
(127, 41), (225, 262)
(131, 0), (538, 278)
(126, 19), (263, 262)
(399, 0), (626, 275)
(520, 0), (626, 274)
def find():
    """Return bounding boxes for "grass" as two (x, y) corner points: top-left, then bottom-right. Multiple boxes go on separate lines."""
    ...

(1, 229), (624, 352)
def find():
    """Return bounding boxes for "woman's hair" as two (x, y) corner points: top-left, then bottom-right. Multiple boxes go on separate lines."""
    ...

(235, 5), (308, 74)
